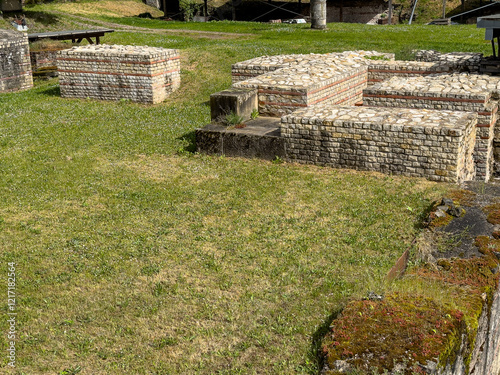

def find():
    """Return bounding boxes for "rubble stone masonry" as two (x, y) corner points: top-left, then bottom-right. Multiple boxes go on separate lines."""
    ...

(57, 44), (180, 104)
(208, 50), (500, 182)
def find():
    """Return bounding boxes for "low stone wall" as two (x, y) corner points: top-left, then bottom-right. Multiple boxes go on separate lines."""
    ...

(203, 51), (500, 183)
(413, 50), (483, 73)
(367, 61), (451, 85)
(57, 44), (180, 104)
(231, 50), (394, 83)
(0, 30), (33, 93)
(234, 62), (367, 116)
(31, 48), (66, 72)
(281, 105), (477, 183)
(363, 74), (500, 181)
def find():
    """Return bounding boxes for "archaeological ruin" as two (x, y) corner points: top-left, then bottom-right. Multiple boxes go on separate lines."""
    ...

(197, 50), (500, 183)
(56, 44), (181, 104)
(0, 29), (33, 93)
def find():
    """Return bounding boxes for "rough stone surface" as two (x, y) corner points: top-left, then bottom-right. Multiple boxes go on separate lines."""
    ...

(210, 88), (258, 123)
(0, 29), (33, 93)
(234, 62), (367, 116)
(367, 60), (453, 85)
(57, 44), (180, 104)
(203, 50), (500, 182)
(281, 105), (477, 183)
(231, 50), (395, 83)
(364, 73), (500, 181)
(414, 49), (483, 73)
(196, 118), (285, 160)
(31, 48), (67, 72)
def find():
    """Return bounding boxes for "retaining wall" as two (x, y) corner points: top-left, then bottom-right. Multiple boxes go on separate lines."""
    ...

(57, 44), (180, 104)
(0, 30), (33, 93)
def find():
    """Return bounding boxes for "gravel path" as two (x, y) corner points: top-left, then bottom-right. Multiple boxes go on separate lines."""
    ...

(49, 11), (254, 39)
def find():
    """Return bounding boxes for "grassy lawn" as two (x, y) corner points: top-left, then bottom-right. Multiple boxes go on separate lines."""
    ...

(0, 2), (486, 373)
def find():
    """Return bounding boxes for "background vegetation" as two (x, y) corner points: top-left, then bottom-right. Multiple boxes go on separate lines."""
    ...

(0, 1), (492, 373)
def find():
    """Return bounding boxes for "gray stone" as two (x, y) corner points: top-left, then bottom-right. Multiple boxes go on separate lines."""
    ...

(210, 88), (258, 123)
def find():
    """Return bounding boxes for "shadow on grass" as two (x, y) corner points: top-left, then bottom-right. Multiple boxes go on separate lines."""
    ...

(23, 11), (61, 27)
(310, 307), (343, 375)
(177, 130), (197, 154)
(35, 84), (61, 97)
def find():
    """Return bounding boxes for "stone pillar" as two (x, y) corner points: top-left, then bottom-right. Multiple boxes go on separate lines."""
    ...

(310, 0), (327, 29)
(0, 30), (33, 93)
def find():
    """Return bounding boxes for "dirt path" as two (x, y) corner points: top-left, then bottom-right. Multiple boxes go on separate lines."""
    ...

(50, 11), (255, 40)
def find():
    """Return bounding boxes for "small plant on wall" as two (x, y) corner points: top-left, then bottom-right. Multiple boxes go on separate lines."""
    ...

(225, 111), (245, 128)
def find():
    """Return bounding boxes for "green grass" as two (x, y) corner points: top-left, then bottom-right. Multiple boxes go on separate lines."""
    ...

(0, 3), (475, 373)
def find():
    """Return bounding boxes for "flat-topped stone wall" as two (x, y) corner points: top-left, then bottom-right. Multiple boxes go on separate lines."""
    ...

(413, 49), (483, 73)
(231, 51), (395, 83)
(367, 60), (452, 85)
(363, 74), (500, 181)
(57, 44), (180, 104)
(234, 62), (367, 116)
(0, 30), (33, 93)
(281, 105), (477, 183)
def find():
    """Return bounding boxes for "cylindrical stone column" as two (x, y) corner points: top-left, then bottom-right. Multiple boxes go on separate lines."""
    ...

(310, 0), (327, 29)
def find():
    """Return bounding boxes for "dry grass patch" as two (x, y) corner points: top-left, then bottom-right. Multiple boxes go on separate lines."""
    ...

(55, 0), (163, 18)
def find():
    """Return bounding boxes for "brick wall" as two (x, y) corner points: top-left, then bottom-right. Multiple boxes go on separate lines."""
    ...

(0, 30), (33, 93)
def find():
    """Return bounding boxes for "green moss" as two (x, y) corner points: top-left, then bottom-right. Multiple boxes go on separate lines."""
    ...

(484, 203), (500, 225)
(323, 243), (500, 374)
(426, 190), (472, 229)
(322, 293), (463, 374)
(447, 190), (476, 207)
(427, 212), (454, 228)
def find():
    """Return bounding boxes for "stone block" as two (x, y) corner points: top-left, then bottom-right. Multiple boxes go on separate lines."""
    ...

(196, 118), (285, 160)
(210, 88), (258, 123)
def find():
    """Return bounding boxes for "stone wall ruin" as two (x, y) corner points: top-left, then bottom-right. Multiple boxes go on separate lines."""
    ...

(57, 44), (180, 104)
(0, 30), (33, 93)
(199, 50), (500, 182)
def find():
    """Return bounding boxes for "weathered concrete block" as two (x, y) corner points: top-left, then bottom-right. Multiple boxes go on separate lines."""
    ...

(210, 88), (258, 123)
(196, 118), (285, 160)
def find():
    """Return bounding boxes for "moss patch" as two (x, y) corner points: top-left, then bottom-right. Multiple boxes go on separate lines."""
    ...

(322, 293), (463, 374)
(447, 189), (476, 207)
(427, 211), (453, 228)
(484, 203), (500, 225)
(425, 189), (471, 229)
(322, 242), (500, 374)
